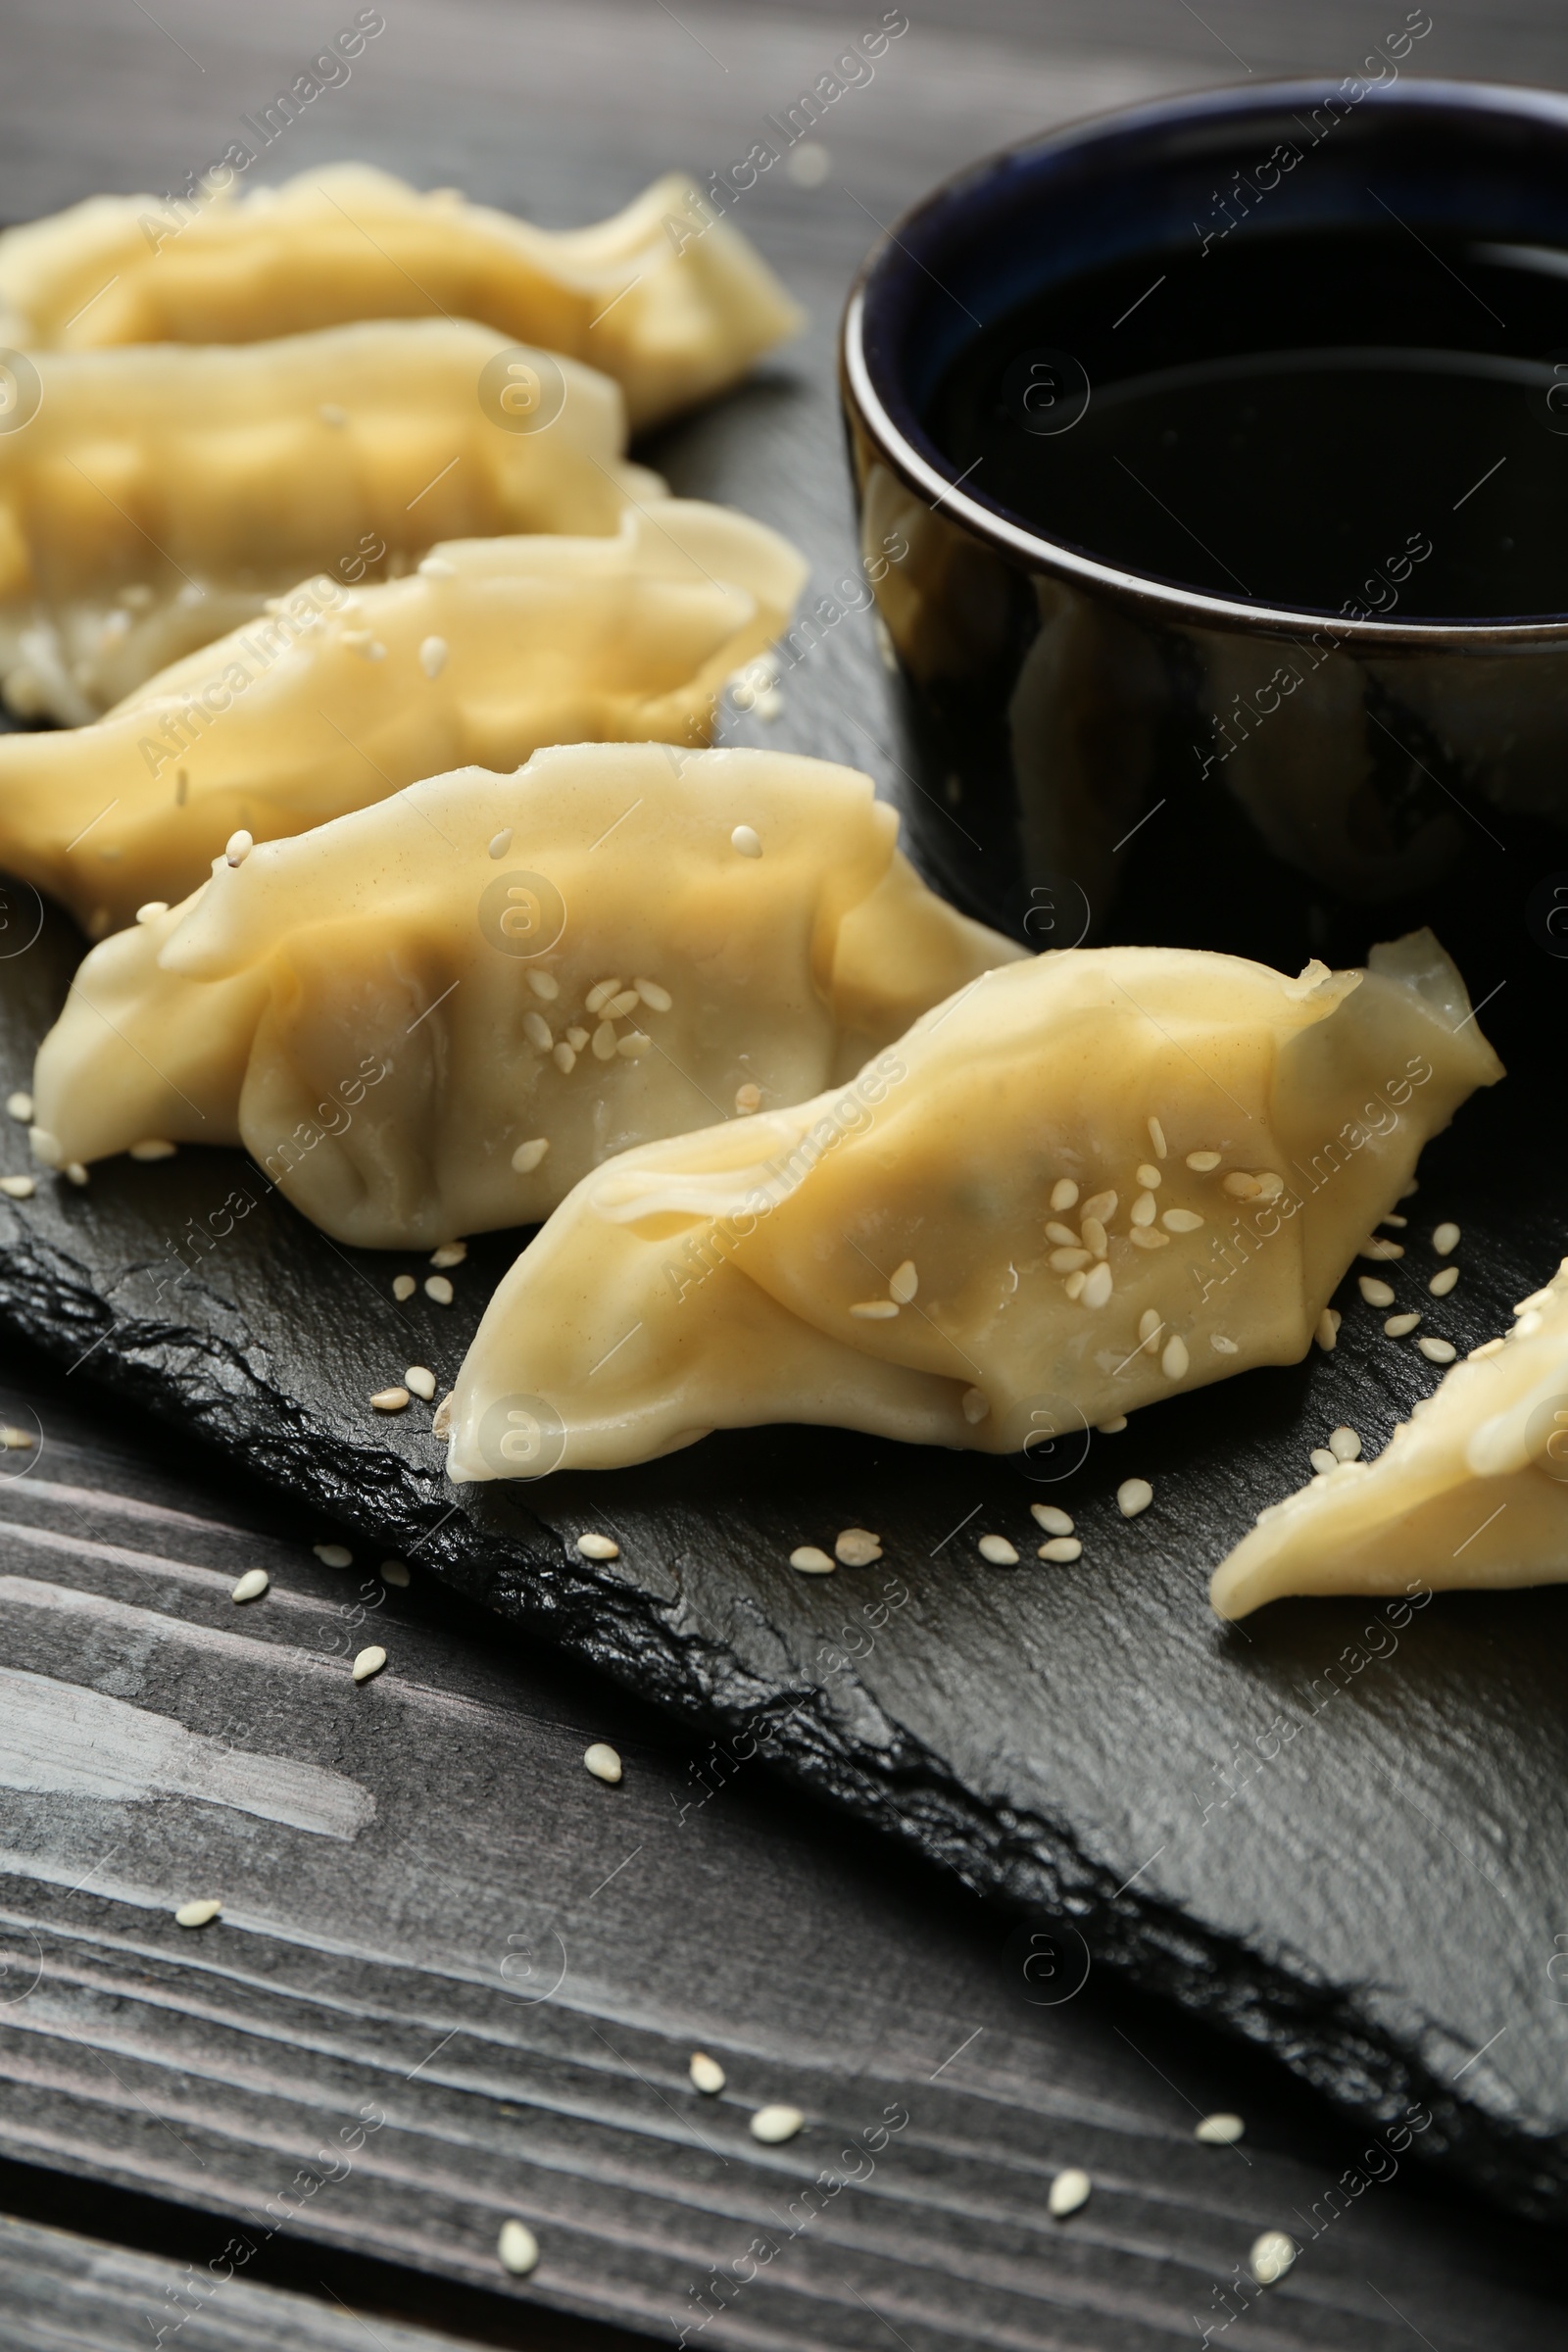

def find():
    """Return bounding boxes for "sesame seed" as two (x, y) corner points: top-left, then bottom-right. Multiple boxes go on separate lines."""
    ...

(1360, 1237), (1404, 1259)
(497, 2220), (539, 2278)
(1255, 1173), (1285, 1199)
(1161, 1335), (1189, 1379)
(527, 969), (560, 1001)
(1250, 2230), (1296, 2286)
(353, 1644), (387, 1682)
(1038, 1537), (1082, 1562)
(174, 1899), (220, 1930)
(418, 634), (449, 679)
(28, 1128), (62, 1167)
(405, 1366), (436, 1400)
(1517, 1310), (1544, 1338)
(750, 2103), (804, 2143)
(889, 1259), (918, 1303)
(1418, 1336), (1456, 1363)
(606, 989), (641, 1020)
(1380, 1212), (1408, 1228)
(129, 1139), (176, 1161)
(1045, 1221), (1080, 1247)
(585, 978), (621, 1014)
(1432, 1220), (1461, 1255)
(418, 553), (456, 579)
(1222, 1171), (1261, 1199)
(1049, 2167), (1091, 2218)
(507, 1140), (551, 1182)
(64, 1162), (88, 1186)
(432, 1394), (453, 1437)
(1050, 1247), (1091, 1271)
(731, 824), (763, 858)
(1080, 1216), (1108, 1258)
(1032, 1505), (1074, 1536)
(1063, 1270), (1087, 1298)
(519, 1013), (551, 1054)
(1309, 1446), (1336, 1473)
(1099, 1415), (1128, 1433)
(835, 1527), (882, 1565)
(565, 1027), (588, 1052)
(850, 1299), (899, 1319)
(430, 1242), (468, 1269)
(1329, 1426), (1361, 1461)
(1515, 1287), (1554, 1315)
(1129, 1227), (1170, 1250)
(617, 1032), (651, 1056)
(1202, 1333), (1238, 1357)
(1147, 1116), (1167, 1159)
(978, 1534), (1018, 1565)
(424, 1276), (454, 1304)
(576, 1532), (619, 1559)
(135, 900), (168, 923)
(393, 1274), (416, 1300)
(1185, 1150), (1221, 1172)
(1429, 1265), (1459, 1297)
(690, 2051), (725, 2094)
(224, 829), (253, 866)
(1081, 1190), (1117, 1223)
(1130, 1192), (1156, 1226)
(584, 1742), (622, 1783)
(230, 1568), (269, 1603)
(1081, 1262), (1113, 1308)
(592, 1020), (617, 1059)
(6, 1092), (32, 1122)
(1469, 1337), (1506, 1359)
(1358, 1275), (1396, 1307)
(1161, 1208), (1204, 1232)
(1136, 1162), (1162, 1188)
(1138, 1307), (1162, 1350)
(1050, 1179), (1080, 1211)
(488, 828), (513, 859)
(0, 1175), (35, 1200)
(790, 1545), (835, 1573)
(1117, 1478), (1152, 1517)
(0, 1427), (35, 1450)
(314, 1544), (352, 1567)
(380, 1558), (411, 1587)
(636, 977), (672, 1011)
(735, 1082), (761, 1112)
(1196, 2112), (1245, 2145)
(1385, 1311), (1421, 1337)
(1315, 1308), (1341, 1349)
(553, 1044), (576, 1073)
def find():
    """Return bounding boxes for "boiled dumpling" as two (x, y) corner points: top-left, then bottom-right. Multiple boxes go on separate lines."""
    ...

(0, 164), (801, 430)
(0, 318), (659, 723)
(27, 745), (1023, 1247)
(444, 931), (1502, 1480)
(1211, 1260), (1568, 1618)
(0, 504), (805, 935)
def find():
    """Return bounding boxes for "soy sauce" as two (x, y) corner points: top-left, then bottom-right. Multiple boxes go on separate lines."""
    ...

(924, 226), (1568, 618)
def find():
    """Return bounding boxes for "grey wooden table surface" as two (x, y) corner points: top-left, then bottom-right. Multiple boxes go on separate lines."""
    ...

(4, 3), (1568, 2346)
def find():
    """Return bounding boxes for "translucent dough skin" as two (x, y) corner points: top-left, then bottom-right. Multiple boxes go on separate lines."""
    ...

(0, 164), (803, 430)
(0, 505), (807, 933)
(445, 931), (1502, 1480)
(0, 318), (658, 723)
(1211, 1263), (1568, 1619)
(29, 746), (1023, 1246)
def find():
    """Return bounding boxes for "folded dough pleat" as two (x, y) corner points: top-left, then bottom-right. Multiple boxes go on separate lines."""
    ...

(444, 931), (1503, 1479)
(0, 318), (660, 723)
(27, 746), (1023, 1247)
(0, 164), (802, 429)
(0, 503), (806, 934)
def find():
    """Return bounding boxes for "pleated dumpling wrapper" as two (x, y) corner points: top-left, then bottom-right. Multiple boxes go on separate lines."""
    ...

(443, 931), (1502, 1481)
(0, 163), (801, 431)
(0, 504), (806, 937)
(0, 318), (660, 724)
(27, 746), (1024, 1248)
(1211, 1261), (1568, 1619)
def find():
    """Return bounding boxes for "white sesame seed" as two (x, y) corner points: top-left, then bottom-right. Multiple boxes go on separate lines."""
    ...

(617, 1031), (651, 1057)
(735, 1082), (761, 1112)
(1161, 1335), (1189, 1379)
(1031, 1504), (1074, 1536)
(129, 1139), (176, 1161)
(1255, 1173), (1285, 1199)
(1081, 1190), (1117, 1224)
(1050, 1178), (1080, 1211)
(553, 1043), (576, 1073)
(488, 828), (513, 859)
(28, 1128), (62, 1167)
(527, 969), (559, 1001)
(1469, 1337), (1506, 1359)
(850, 1298), (900, 1319)
(1130, 1191), (1156, 1225)
(1049, 2167), (1091, 2218)
(1136, 1163), (1162, 1189)
(224, 829), (253, 866)
(1418, 1336), (1456, 1363)
(1081, 1262), (1113, 1308)
(432, 1240), (468, 1267)
(585, 978), (621, 1014)
(1161, 1208), (1204, 1232)
(1517, 1310), (1545, 1337)
(405, 1365), (437, 1400)
(603, 989), (638, 1020)
(584, 1742), (621, 1783)
(1147, 1116), (1167, 1159)
(424, 1275), (454, 1304)
(690, 2051), (725, 2094)
(393, 1274), (416, 1300)
(1380, 1212), (1408, 1228)
(1361, 1237), (1404, 1259)
(230, 1568), (269, 1603)
(731, 824), (762, 858)
(0, 1428), (34, 1452)
(1138, 1306), (1162, 1350)
(1117, 1477), (1152, 1517)
(1063, 1270), (1088, 1298)
(0, 1175), (35, 1200)
(174, 1898), (220, 1930)
(523, 1010), (553, 1052)
(1358, 1275), (1396, 1306)
(135, 900), (168, 923)
(1429, 1265), (1459, 1297)
(1050, 1247), (1091, 1272)
(380, 1558), (411, 1587)
(497, 2220), (539, 2278)
(1329, 1426), (1361, 1461)
(1038, 1537), (1082, 1562)
(1211, 1334), (1239, 1354)
(314, 1544), (352, 1567)
(889, 1259), (918, 1303)
(1250, 2230), (1296, 2286)
(978, 1534), (1018, 1565)
(592, 1020), (617, 1059)
(1310, 1446), (1337, 1473)
(1196, 2112), (1245, 2144)
(790, 1545), (835, 1573)
(1222, 1171), (1261, 1199)
(418, 553), (456, 579)
(1080, 1216), (1108, 1259)
(1317, 1307), (1343, 1351)
(1129, 1227), (1170, 1250)
(1385, 1311), (1421, 1337)
(1099, 1415), (1128, 1433)
(65, 1162), (88, 1186)
(750, 2103), (804, 2143)
(1515, 1287), (1554, 1315)
(1045, 1221), (1080, 1247)
(835, 1527), (882, 1565)
(351, 1641), (387, 1683)
(576, 1532), (619, 1559)
(1186, 1150), (1221, 1172)
(636, 977), (672, 1011)
(1432, 1221), (1461, 1255)
(6, 1092), (32, 1122)
(418, 634), (448, 679)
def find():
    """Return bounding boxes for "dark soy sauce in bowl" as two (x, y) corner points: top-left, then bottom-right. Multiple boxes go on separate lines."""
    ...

(924, 226), (1568, 619)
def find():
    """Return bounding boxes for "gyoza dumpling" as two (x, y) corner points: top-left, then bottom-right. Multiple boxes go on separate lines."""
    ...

(0, 319), (658, 723)
(27, 746), (1023, 1247)
(443, 931), (1502, 1480)
(0, 163), (801, 431)
(1211, 1261), (1568, 1618)
(0, 504), (805, 936)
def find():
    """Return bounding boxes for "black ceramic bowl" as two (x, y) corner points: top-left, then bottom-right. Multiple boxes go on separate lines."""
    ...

(839, 75), (1568, 1048)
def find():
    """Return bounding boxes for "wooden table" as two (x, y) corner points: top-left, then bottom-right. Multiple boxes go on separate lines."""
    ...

(4, 3), (1568, 2344)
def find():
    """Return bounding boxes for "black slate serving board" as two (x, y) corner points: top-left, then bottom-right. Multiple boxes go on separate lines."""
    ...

(7, 221), (1568, 2245)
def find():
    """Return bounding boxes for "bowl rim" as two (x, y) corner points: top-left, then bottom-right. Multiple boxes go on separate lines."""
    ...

(839, 74), (1568, 647)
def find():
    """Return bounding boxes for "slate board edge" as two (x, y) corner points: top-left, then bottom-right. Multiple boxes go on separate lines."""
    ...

(2, 1209), (1563, 2230)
